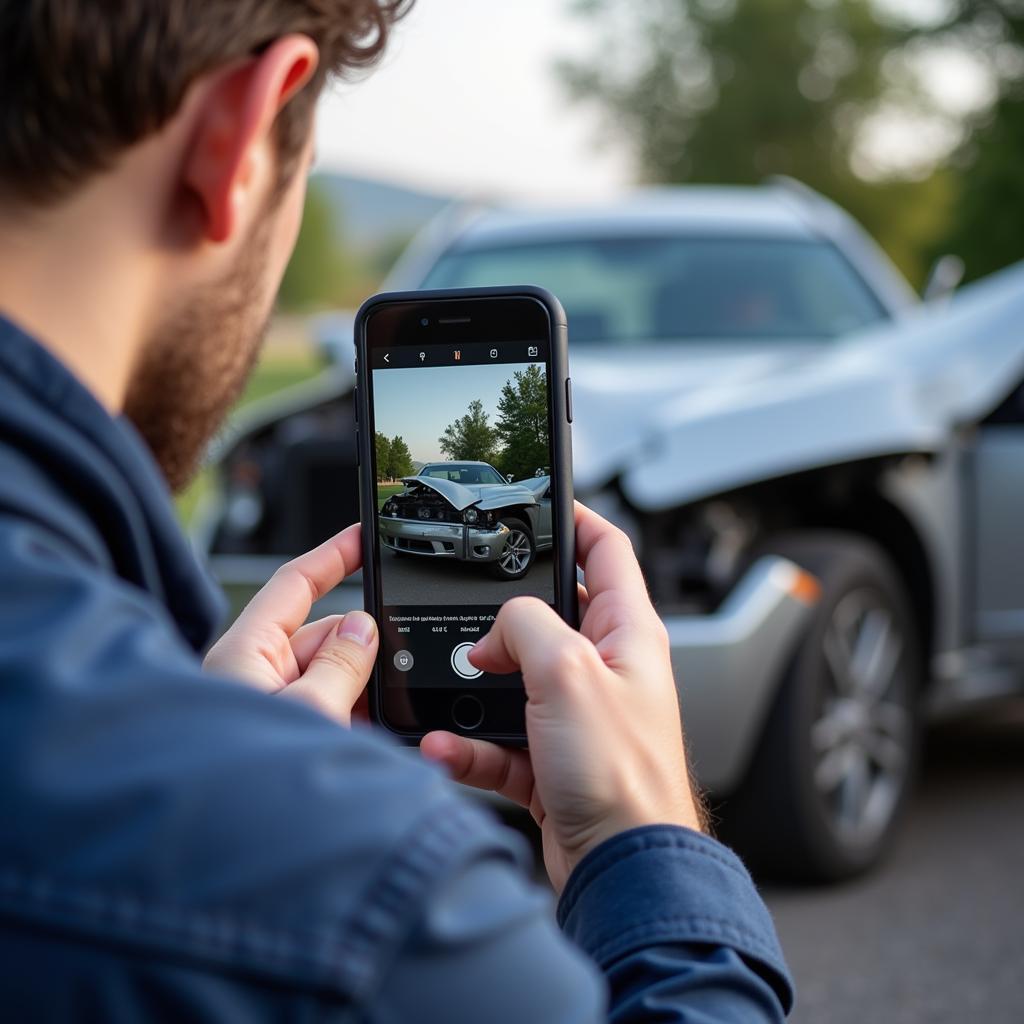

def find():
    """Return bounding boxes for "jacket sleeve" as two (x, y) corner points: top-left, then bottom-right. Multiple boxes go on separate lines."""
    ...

(559, 826), (795, 1022)
(0, 511), (792, 1023)
(373, 824), (793, 1023)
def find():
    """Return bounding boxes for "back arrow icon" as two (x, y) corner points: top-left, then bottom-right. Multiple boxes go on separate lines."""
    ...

(384, 353), (390, 364)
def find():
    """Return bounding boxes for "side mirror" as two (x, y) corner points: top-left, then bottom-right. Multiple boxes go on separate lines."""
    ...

(507, 473), (515, 483)
(923, 255), (965, 305)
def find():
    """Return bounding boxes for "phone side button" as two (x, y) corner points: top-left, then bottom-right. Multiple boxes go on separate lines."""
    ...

(451, 694), (485, 731)
(565, 378), (573, 423)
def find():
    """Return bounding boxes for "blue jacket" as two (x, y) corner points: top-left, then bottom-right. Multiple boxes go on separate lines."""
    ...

(0, 314), (794, 1022)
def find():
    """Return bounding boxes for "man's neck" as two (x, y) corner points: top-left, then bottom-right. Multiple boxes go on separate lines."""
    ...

(0, 188), (156, 414)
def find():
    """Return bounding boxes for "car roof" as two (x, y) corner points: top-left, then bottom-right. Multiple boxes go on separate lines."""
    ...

(448, 186), (820, 251)
(422, 461), (493, 467)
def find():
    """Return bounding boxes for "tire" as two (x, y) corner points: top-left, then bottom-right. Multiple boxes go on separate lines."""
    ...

(717, 531), (924, 882)
(489, 519), (535, 581)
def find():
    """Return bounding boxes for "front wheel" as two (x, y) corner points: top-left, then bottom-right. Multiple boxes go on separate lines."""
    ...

(718, 531), (924, 882)
(489, 520), (535, 581)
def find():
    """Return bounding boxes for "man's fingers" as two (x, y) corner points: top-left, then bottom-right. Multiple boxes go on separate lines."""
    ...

(237, 523), (362, 636)
(289, 615), (343, 675)
(282, 610), (377, 725)
(469, 596), (599, 703)
(577, 581), (590, 620)
(574, 502), (652, 610)
(421, 732), (535, 808)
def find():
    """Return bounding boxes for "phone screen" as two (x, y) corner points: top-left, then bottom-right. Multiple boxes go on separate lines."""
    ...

(367, 332), (557, 697)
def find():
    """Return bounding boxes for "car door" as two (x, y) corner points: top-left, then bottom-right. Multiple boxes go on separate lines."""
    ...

(972, 379), (1024, 663)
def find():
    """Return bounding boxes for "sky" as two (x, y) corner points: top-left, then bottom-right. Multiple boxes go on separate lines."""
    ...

(315, 0), (991, 198)
(315, 0), (631, 200)
(373, 362), (540, 463)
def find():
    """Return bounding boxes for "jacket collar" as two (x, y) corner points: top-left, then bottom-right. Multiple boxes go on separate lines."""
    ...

(0, 314), (225, 652)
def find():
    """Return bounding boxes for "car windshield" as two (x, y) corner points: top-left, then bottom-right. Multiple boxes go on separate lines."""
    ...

(421, 464), (506, 485)
(422, 236), (888, 343)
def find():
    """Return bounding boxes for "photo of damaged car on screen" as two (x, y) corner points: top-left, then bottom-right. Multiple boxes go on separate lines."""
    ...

(379, 461), (552, 581)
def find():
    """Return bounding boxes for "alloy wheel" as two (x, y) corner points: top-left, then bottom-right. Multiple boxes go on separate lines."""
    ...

(812, 587), (912, 848)
(498, 528), (532, 575)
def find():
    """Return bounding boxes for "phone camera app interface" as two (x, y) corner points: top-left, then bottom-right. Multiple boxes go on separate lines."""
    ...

(371, 340), (554, 688)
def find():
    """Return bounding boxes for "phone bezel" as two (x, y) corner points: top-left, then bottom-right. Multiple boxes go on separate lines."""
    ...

(354, 286), (577, 744)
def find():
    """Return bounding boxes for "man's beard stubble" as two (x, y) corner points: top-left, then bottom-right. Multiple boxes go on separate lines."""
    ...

(123, 220), (273, 493)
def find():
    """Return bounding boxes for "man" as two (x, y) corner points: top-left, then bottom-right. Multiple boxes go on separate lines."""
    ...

(0, 2), (794, 1020)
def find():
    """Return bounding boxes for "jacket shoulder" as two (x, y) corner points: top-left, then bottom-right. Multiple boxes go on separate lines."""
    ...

(0, 538), (518, 996)
(0, 442), (110, 566)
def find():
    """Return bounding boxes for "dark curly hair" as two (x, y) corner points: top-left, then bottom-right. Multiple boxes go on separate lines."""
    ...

(0, 0), (412, 203)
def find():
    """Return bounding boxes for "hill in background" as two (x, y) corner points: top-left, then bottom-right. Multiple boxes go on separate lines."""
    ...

(312, 171), (454, 255)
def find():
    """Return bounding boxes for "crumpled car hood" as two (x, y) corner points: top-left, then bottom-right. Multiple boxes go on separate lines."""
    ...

(398, 476), (538, 512)
(570, 261), (1024, 511)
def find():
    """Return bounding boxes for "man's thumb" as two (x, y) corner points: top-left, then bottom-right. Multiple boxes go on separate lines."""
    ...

(285, 611), (378, 724)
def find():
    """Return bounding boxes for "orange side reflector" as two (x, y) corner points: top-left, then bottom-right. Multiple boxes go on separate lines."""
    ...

(788, 568), (822, 606)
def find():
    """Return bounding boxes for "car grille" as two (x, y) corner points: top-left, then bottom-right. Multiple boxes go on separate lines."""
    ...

(391, 494), (462, 525)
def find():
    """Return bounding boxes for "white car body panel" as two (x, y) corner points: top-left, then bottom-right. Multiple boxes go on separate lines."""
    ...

(397, 475), (539, 513)
(566, 261), (1024, 509)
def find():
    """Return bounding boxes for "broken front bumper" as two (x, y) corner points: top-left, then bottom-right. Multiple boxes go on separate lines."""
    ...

(378, 517), (510, 562)
(663, 556), (819, 793)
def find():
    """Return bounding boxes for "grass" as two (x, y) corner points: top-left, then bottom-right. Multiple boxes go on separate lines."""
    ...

(176, 341), (324, 526)
(376, 483), (405, 510)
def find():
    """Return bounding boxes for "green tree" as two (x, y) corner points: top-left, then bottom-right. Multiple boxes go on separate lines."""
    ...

(494, 366), (549, 482)
(560, 0), (901, 191)
(927, 5), (1024, 281)
(439, 399), (498, 462)
(278, 181), (349, 312)
(557, 0), (958, 285)
(942, 93), (1024, 281)
(374, 432), (392, 482)
(388, 434), (415, 479)
(375, 432), (414, 480)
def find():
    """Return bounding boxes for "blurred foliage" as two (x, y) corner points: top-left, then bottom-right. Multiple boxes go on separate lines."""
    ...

(557, 0), (992, 289)
(929, 3), (1024, 281)
(560, 0), (902, 190)
(278, 182), (350, 312)
(940, 91), (1024, 281)
(278, 182), (407, 312)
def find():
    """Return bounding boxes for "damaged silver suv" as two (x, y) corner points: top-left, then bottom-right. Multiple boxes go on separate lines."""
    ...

(379, 462), (552, 581)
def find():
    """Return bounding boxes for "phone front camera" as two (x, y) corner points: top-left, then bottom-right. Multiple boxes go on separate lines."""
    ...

(420, 318), (429, 327)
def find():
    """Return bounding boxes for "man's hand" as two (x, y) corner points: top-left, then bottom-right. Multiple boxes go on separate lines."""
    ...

(421, 503), (704, 893)
(203, 524), (376, 724)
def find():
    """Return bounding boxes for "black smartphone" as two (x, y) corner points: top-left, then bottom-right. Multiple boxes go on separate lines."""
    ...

(354, 286), (577, 744)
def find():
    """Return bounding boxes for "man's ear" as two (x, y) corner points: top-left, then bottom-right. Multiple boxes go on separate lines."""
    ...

(182, 34), (319, 244)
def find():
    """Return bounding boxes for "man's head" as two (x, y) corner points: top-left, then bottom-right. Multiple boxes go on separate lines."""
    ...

(0, 1), (409, 489)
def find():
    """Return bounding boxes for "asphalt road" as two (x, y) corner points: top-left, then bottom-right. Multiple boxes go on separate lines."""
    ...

(379, 547), (555, 604)
(762, 701), (1024, 1023)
